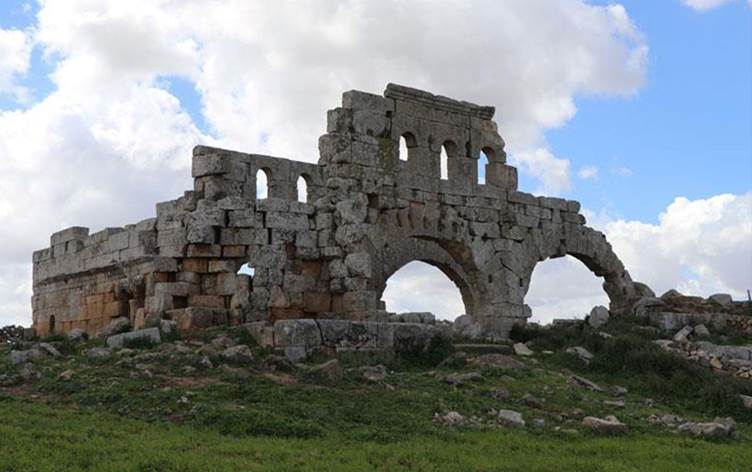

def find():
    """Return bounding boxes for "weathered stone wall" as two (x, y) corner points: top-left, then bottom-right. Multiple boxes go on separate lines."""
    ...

(32, 84), (642, 339)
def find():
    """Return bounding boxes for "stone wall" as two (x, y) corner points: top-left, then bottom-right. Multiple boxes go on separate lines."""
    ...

(32, 84), (643, 340)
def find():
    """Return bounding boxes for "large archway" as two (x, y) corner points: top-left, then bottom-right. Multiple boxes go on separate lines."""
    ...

(525, 256), (609, 324)
(381, 261), (466, 320)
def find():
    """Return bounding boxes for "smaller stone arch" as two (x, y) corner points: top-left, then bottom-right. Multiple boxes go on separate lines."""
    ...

(399, 132), (417, 162)
(296, 174), (311, 203)
(256, 168), (271, 200)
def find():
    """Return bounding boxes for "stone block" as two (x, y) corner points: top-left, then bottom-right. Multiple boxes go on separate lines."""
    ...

(106, 327), (161, 349)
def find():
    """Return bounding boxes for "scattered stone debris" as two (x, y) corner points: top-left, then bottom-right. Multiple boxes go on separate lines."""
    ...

(741, 394), (752, 410)
(521, 393), (543, 409)
(9, 348), (45, 365)
(106, 327), (161, 349)
(469, 354), (524, 370)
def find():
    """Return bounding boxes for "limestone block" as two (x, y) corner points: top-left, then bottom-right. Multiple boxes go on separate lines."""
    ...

(344, 253), (372, 278)
(51, 226), (89, 246)
(273, 319), (322, 348)
(342, 90), (394, 113)
(106, 327), (161, 349)
(192, 150), (228, 177)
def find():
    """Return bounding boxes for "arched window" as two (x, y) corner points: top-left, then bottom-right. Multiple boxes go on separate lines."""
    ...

(256, 169), (270, 200)
(478, 149), (490, 185)
(297, 175), (309, 203)
(49, 315), (56, 334)
(440, 141), (457, 181)
(399, 132), (416, 162)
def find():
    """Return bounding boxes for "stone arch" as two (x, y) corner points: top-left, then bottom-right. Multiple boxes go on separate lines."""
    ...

(519, 225), (637, 316)
(399, 132), (417, 161)
(296, 173), (311, 203)
(370, 236), (483, 318)
(255, 168), (271, 200)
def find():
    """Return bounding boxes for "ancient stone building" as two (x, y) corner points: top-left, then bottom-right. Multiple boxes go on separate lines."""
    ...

(32, 84), (644, 340)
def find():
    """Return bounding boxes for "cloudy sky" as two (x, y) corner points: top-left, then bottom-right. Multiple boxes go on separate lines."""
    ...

(0, 0), (750, 326)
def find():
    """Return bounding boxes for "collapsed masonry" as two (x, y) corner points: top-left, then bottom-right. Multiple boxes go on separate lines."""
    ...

(32, 84), (648, 347)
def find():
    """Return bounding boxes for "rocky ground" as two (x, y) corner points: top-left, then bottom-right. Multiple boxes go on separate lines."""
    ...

(2, 305), (750, 450)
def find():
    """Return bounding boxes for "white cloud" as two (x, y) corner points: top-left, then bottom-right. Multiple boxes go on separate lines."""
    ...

(0, 27), (32, 101)
(0, 0), (649, 326)
(381, 262), (465, 321)
(577, 165), (599, 180)
(511, 148), (572, 195)
(681, 0), (734, 11)
(526, 193), (752, 324)
(611, 166), (633, 177)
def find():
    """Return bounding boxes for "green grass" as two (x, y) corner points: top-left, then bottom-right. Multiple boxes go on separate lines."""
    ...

(1, 321), (752, 471)
(1, 396), (751, 472)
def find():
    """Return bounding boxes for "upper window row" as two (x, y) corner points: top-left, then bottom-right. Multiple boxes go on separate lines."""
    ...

(398, 134), (493, 184)
(256, 170), (311, 203)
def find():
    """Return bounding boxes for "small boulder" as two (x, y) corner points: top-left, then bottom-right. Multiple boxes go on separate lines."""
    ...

(261, 355), (294, 372)
(673, 325), (693, 343)
(521, 393), (543, 409)
(513, 343), (534, 357)
(220, 345), (254, 364)
(435, 411), (467, 427)
(708, 293), (733, 307)
(588, 306), (610, 329)
(85, 347), (113, 359)
(582, 415), (628, 435)
(38, 343), (61, 358)
(360, 364), (387, 382)
(58, 369), (75, 381)
(160, 319), (177, 336)
(97, 316), (131, 338)
(611, 386), (628, 397)
(308, 359), (343, 383)
(444, 371), (483, 386)
(740, 394), (752, 410)
(660, 289), (683, 299)
(496, 409), (525, 428)
(9, 348), (44, 365)
(199, 356), (214, 369)
(565, 346), (594, 364)
(678, 417), (735, 439)
(211, 336), (236, 350)
(488, 386), (510, 401)
(693, 324), (710, 337)
(67, 328), (88, 342)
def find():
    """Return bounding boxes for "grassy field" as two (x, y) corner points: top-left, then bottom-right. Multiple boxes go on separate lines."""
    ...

(1, 321), (751, 471)
(2, 396), (751, 472)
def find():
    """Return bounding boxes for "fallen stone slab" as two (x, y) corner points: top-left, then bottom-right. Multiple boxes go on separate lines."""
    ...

(106, 327), (161, 349)
(360, 364), (387, 382)
(444, 371), (484, 386)
(678, 417), (736, 439)
(97, 316), (131, 338)
(569, 375), (604, 393)
(673, 325), (693, 343)
(565, 346), (593, 364)
(582, 415), (628, 435)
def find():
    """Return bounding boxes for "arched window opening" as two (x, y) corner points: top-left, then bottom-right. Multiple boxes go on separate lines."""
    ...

(440, 147), (449, 180)
(478, 150), (490, 185)
(399, 133), (416, 162)
(237, 263), (255, 277)
(49, 315), (56, 334)
(525, 256), (608, 325)
(256, 169), (270, 200)
(381, 261), (465, 321)
(296, 175), (309, 203)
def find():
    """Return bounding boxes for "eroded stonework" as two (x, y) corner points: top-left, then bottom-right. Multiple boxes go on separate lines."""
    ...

(32, 84), (644, 339)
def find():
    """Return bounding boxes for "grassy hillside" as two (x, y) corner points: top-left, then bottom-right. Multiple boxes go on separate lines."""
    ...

(1, 320), (751, 471)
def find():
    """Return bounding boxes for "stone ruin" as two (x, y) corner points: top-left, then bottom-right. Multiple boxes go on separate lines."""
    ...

(31, 84), (649, 355)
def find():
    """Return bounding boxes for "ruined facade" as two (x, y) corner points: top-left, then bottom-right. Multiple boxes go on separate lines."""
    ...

(32, 84), (643, 339)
